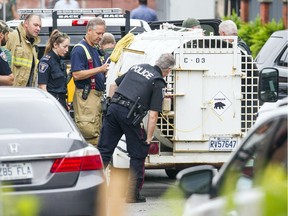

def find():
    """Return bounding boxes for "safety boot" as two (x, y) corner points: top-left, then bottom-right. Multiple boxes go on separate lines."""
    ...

(126, 193), (146, 203)
(126, 180), (146, 203)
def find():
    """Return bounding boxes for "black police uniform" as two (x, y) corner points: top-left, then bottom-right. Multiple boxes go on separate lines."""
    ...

(0, 49), (12, 77)
(97, 63), (165, 202)
(38, 51), (68, 110)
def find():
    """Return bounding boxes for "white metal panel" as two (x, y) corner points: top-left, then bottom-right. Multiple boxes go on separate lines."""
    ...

(173, 39), (242, 143)
(174, 69), (204, 140)
(148, 152), (231, 164)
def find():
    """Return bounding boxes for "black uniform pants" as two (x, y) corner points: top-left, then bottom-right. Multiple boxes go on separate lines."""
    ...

(50, 92), (67, 111)
(98, 103), (150, 192)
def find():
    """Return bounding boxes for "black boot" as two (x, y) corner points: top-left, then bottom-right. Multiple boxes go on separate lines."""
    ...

(126, 179), (146, 203)
(126, 192), (146, 203)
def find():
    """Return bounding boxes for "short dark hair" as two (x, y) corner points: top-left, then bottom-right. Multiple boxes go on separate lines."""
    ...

(139, 0), (147, 5)
(24, 14), (42, 22)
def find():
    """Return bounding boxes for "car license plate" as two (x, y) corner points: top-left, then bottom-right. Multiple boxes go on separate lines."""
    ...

(209, 137), (238, 151)
(0, 163), (33, 181)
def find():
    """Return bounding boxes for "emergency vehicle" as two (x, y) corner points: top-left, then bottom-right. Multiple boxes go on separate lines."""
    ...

(107, 24), (259, 178)
(7, 10), (259, 178)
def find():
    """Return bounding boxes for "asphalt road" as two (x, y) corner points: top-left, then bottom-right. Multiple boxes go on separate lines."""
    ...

(106, 169), (186, 216)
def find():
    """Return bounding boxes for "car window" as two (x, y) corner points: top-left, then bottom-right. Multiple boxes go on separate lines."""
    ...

(266, 118), (287, 169)
(218, 117), (282, 194)
(277, 45), (288, 67)
(256, 37), (285, 64)
(0, 99), (74, 134)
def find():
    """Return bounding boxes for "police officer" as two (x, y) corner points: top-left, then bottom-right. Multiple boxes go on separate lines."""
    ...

(97, 53), (176, 203)
(0, 20), (13, 86)
(38, 29), (70, 110)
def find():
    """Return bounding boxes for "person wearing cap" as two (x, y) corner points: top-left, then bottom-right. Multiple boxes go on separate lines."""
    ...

(182, 18), (204, 48)
(182, 17), (202, 30)
(0, 20), (13, 86)
(6, 14), (41, 87)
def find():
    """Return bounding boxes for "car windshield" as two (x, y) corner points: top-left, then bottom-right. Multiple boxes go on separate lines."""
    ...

(255, 36), (285, 64)
(0, 99), (73, 134)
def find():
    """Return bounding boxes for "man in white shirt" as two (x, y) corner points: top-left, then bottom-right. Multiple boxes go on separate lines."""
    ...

(54, 0), (79, 9)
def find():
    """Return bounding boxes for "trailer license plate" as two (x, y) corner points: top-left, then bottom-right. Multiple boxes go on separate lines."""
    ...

(209, 137), (238, 151)
(0, 163), (33, 181)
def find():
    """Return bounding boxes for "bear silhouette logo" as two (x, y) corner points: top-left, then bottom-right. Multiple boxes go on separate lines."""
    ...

(214, 102), (225, 109)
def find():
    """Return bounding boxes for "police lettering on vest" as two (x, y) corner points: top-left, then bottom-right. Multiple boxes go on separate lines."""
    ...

(130, 65), (154, 80)
(116, 64), (165, 110)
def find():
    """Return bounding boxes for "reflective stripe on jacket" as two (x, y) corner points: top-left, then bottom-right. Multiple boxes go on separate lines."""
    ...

(6, 22), (40, 86)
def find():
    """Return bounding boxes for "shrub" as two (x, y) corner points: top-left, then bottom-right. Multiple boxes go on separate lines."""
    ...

(222, 12), (285, 58)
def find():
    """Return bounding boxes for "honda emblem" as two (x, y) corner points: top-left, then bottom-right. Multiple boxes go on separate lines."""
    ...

(8, 143), (19, 153)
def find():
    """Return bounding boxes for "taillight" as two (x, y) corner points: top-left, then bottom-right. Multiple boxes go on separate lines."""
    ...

(51, 155), (103, 173)
(148, 141), (160, 155)
(72, 20), (88, 26)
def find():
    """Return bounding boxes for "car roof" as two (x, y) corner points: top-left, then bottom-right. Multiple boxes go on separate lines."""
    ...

(270, 29), (288, 38)
(0, 87), (49, 99)
(255, 30), (288, 68)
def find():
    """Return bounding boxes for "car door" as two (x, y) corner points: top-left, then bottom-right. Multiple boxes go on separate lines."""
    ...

(179, 113), (287, 216)
(214, 114), (287, 197)
(275, 45), (288, 99)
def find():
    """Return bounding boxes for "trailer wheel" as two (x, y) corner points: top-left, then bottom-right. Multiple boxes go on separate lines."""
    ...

(165, 169), (180, 179)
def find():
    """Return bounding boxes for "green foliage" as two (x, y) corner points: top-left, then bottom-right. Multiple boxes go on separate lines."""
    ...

(221, 14), (285, 58)
(261, 164), (287, 216)
(250, 19), (284, 57)
(238, 17), (262, 50)
(1, 188), (40, 216)
(222, 10), (242, 29)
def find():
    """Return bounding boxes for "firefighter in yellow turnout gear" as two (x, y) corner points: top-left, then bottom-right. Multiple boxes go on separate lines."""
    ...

(70, 17), (109, 145)
(6, 14), (41, 86)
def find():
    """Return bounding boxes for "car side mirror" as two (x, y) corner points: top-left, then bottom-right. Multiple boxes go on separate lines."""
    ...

(176, 165), (215, 198)
(259, 67), (279, 103)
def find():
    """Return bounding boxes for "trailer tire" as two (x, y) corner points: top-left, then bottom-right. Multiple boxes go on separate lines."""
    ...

(165, 169), (180, 179)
